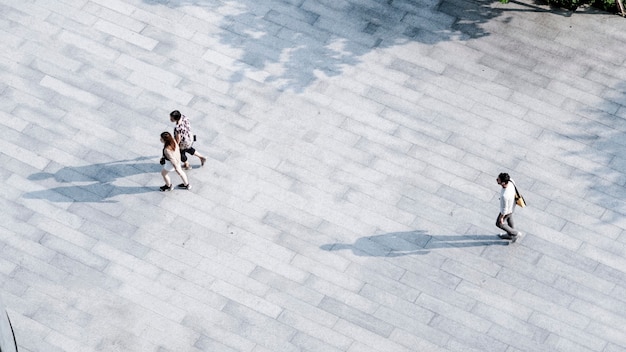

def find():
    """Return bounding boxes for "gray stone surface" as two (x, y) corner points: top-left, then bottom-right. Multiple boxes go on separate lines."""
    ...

(0, 0), (625, 351)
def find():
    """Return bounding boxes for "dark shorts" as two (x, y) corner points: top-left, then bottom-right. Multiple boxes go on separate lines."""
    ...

(180, 147), (195, 162)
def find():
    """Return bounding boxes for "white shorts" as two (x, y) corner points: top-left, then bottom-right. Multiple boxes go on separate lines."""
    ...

(163, 159), (176, 172)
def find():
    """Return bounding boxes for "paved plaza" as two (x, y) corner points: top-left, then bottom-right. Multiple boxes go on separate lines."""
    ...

(1, 0), (626, 351)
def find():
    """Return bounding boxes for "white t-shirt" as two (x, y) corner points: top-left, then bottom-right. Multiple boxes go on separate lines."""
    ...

(500, 184), (516, 215)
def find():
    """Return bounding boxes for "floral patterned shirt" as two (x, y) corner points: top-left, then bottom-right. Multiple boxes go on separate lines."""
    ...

(174, 115), (193, 149)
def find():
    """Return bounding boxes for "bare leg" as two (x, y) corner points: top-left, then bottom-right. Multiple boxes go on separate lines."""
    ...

(193, 151), (207, 166)
(161, 169), (171, 186)
(173, 165), (189, 186)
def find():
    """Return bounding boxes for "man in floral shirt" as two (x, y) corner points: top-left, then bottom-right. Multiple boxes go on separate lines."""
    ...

(170, 110), (207, 170)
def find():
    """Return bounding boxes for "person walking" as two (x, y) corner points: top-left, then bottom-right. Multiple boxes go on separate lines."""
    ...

(159, 131), (191, 191)
(170, 110), (207, 170)
(496, 172), (523, 242)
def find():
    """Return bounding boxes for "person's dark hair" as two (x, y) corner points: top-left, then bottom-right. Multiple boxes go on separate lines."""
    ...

(170, 110), (181, 121)
(161, 131), (176, 150)
(498, 172), (510, 184)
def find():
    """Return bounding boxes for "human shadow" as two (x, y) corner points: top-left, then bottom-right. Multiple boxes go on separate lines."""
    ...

(23, 157), (161, 203)
(320, 230), (508, 257)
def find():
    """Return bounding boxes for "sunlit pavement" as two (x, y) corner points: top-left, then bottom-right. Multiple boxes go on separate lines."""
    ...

(0, 0), (625, 351)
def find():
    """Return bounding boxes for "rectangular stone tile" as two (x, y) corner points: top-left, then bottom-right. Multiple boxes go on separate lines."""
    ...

(127, 71), (192, 105)
(513, 288), (589, 329)
(389, 327), (448, 352)
(348, 261), (414, 294)
(279, 310), (351, 350)
(319, 296), (394, 338)
(429, 315), (506, 352)
(361, 284), (433, 322)
(39, 75), (103, 107)
(417, 293), (490, 333)
(39, 234), (108, 271)
(529, 312), (606, 351)
(210, 280), (282, 319)
(291, 253), (363, 291)
(457, 281), (531, 321)
(486, 324), (552, 352)
(220, 301), (297, 351)
(93, 241), (160, 279)
(57, 28), (119, 60)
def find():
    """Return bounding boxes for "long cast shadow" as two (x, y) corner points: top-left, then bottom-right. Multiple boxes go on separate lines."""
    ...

(321, 230), (508, 257)
(23, 157), (161, 203)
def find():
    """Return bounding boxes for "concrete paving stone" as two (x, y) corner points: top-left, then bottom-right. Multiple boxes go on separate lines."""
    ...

(291, 332), (347, 352)
(563, 221), (623, 249)
(364, 86), (426, 118)
(31, 215), (97, 253)
(220, 301), (298, 349)
(345, 188), (416, 224)
(2, 2), (52, 27)
(194, 326), (257, 352)
(530, 312), (607, 351)
(3, 0), (626, 351)
(280, 310), (352, 349)
(551, 81), (621, 115)
(318, 295), (394, 337)
(93, 242), (161, 280)
(487, 324), (553, 352)
(578, 242), (626, 273)
(237, 244), (305, 280)
(195, 259), (269, 297)
(40, 74), (104, 108)
(585, 67), (625, 91)
(250, 267), (322, 298)
(559, 280), (624, 326)
(388, 326), (449, 351)
(354, 257), (417, 289)
(362, 282), (433, 320)
(0, 226), (53, 265)
(429, 46), (500, 82)
(194, 334), (242, 352)
(433, 314), (511, 352)
(473, 301), (546, 340)
(497, 268), (573, 308)
(268, 286), (332, 325)
(127, 72), (192, 105)
(371, 156), (428, 186)
(16, 316), (66, 352)
(56, 28), (120, 61)
(115, 53), (180, 85)
(152, 264), (220, 304)
(84, 3), (145, 34)
(585, 322), (626, 349)
(292, 253), (364, 292)
(605, 344), (626, 352)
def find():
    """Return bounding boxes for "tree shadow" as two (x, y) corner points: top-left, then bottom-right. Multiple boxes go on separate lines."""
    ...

(142, 0), (510, 92)
(566, 81), (626, 225)
(23, 157), (161, 203)
(320, 230), (508, 257)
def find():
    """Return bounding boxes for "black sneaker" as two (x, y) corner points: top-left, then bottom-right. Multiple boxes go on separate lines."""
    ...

(178, 183), (192, 190)
(498, 234), (512, 240)
(159, 184), (172, 192)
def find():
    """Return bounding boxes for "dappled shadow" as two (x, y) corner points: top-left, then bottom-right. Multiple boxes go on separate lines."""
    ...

(567, 81), (626, 224)
(320, 230), (508, 257)
(24, 157), (161, 203)
(142, 0), (509, 92)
